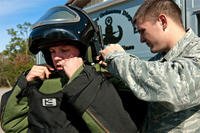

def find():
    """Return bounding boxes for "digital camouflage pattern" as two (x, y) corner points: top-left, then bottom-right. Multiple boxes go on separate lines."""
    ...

(105, 28), (200, 132)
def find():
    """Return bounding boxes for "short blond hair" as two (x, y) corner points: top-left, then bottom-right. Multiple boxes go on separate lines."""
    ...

(133, 0), (183, 27)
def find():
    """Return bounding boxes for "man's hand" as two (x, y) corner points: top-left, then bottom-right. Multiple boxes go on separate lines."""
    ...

(96, 55), (108, 67)
(57, 57), (83, 79)
(100, 44), (125, 59)
(26, 65), (54, 82)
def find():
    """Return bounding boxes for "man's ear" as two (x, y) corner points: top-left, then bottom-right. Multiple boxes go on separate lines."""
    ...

(158, 14), (167, 31)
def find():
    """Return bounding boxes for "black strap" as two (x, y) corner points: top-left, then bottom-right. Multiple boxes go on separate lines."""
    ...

(74, 75), (102, 114)
(63, 66), (104, 114)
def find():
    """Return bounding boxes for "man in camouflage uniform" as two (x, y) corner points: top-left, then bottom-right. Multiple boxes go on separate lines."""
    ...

(100, 0), (200, 132)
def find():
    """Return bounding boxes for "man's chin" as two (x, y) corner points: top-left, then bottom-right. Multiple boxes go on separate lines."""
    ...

(151, 50), (157, 53)
(150, 48), (158, 53)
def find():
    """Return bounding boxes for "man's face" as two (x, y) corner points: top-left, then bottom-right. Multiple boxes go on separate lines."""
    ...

(136, 20), (167, 53)
(49, 44), (80, 70)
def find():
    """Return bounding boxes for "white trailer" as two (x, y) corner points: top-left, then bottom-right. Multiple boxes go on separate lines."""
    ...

(84, 0), (200, 60)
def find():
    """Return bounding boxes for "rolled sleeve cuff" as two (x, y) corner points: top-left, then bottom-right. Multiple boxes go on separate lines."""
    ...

(105, 51), (126, 63)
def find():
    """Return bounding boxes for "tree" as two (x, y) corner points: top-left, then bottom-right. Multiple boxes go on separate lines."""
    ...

(0, 22), (35, 87)
(3, 22), (31, 57)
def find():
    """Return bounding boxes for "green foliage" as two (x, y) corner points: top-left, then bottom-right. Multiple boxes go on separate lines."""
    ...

(0, 22), (35, 87)
(3, 22), (32, 57)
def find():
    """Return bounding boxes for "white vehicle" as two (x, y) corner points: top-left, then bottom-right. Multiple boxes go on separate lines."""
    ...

(84, 0), (200, 60)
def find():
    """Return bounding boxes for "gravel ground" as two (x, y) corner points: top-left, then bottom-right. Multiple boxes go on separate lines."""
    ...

(0, 88), (11, 133)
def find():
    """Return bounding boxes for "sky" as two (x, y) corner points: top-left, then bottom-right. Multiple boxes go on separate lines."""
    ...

(0, 0), (67, 52)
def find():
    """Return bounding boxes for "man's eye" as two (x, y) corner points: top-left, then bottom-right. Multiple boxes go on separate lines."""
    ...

(49, 50), (55, 54)
(61, 49), (69, 53)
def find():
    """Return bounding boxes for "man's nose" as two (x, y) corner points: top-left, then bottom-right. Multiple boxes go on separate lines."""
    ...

(53, 55), (63, 61)
(53, 53), (62, 60)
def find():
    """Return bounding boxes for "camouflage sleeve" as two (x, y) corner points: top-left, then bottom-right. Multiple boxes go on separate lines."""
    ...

(105, 51), (200, 112)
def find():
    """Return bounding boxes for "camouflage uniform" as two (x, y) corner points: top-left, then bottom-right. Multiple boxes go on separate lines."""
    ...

(105, 28), (200, 132)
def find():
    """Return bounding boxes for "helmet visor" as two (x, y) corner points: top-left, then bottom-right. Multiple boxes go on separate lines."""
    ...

(32, 6), (80, 29)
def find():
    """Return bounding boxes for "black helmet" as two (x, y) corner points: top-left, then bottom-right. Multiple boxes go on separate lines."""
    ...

(29, 5), (102, 66)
